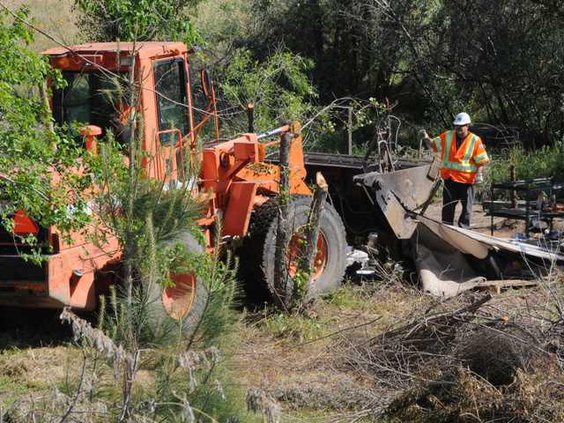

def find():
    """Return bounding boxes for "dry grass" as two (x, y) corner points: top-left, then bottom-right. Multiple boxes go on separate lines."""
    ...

(0, 279), (560, 422)
(387, 358), (564, 423)
(232, 282), (436, 421)
(0, 345), (80, 383)
(0, 345), (81, 412)
(4, 0), (80, 51)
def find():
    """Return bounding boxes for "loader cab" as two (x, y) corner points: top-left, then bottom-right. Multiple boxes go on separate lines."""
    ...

(45, 42), (218, 181)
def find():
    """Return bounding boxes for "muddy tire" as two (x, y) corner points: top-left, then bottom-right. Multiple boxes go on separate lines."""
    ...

(145, 232), (208, 339)
(241, 196), (347, 302)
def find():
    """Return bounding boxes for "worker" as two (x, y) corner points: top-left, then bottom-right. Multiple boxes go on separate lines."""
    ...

(423, 112), (489, 228)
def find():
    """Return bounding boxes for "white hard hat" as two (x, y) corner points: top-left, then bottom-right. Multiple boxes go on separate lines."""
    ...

(453, 112), (471, 126)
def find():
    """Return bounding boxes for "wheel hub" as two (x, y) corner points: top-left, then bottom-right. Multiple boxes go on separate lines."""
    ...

(288, 230), (328, 283)
(161, 273), (197, 320)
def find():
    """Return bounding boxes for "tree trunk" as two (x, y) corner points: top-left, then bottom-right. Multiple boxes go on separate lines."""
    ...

(273, 132), (293, 310)
(299, 172), (329, 284)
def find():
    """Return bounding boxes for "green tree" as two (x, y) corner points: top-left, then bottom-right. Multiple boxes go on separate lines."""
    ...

(0, 5), (249, 421)
(0, 7), (90, 249)
(217, 48), (318, 135)
(208, 0), (564, 142)
(438, 0), (564, 143)
(75, 0), (202, 42)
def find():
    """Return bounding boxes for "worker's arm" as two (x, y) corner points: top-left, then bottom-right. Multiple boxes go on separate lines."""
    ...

(473, 138), (489, 164)
(422, 130), (436, 151)
(476, 162), (487, 182)
(473, 137), (490, 183)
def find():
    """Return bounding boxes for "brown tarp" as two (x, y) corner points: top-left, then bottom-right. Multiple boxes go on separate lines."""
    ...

(413, 215), (563, 297)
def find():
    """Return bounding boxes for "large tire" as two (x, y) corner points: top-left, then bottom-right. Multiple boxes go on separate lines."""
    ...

(241, 196), (347, 302)
(145, 232), (208, 339)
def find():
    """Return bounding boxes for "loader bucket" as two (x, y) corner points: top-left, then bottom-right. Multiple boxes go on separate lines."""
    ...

(353, 160), (440, 239)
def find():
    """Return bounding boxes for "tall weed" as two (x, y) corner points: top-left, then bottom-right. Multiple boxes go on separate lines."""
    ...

(488, 141), (564, 183)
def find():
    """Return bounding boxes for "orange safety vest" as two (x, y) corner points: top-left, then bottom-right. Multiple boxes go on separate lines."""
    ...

(432, 130), (489, 184)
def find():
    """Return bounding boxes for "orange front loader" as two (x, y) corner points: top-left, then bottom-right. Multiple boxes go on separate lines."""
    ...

(0, 42), (348, 321)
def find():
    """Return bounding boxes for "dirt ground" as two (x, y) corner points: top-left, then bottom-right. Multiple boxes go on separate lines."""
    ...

(425, 198), (564, 241)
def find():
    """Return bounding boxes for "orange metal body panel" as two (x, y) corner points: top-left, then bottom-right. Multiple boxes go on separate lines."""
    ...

(25, 42), (198, 310)
(79, 125), (101, 153)
(201, 132), (311, 237)
(47, 232), (120, 310)
(223, 182), (258, 236)
(0, 227), (119, 310)
(44, 42), (187, 60)
(46, 42), (197, 184)
(13, 210), (40, 235)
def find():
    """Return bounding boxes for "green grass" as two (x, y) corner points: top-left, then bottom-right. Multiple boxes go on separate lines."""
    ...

(0, 348), (54, 408)
(262, 311), (331, 342)
(284, 408), (393, 422)
(325, 284), (372, 310)
(259, 284), (426, 344)
(488, 141), (564, 184)
(0, 374), (32, 408)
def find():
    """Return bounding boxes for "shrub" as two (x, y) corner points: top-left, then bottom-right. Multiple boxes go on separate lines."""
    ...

(488, 140), (564, 184)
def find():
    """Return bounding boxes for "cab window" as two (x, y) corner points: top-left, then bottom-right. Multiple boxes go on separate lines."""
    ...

(52, 71), (123, 136)
(189, 67), (207, 128)
(153, 58), (189, 144)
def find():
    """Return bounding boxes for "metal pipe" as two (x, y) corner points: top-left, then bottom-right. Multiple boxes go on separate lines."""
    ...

(257, 124), (291, 140)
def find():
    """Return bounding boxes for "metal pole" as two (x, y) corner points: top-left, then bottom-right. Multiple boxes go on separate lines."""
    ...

(510, 164), (517, 208)
(257, 124), (291, 140)
(525, 181), (530, 238)
(247, 103), (254, 133)
(347, 106), (353, 155)
(490, 182), (494, 236)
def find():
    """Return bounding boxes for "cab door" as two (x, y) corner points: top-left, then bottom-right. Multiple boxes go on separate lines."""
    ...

(153, 57), (191, 183)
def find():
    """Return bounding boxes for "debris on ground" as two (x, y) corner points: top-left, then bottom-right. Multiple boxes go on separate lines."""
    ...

(355, 162), (564, 297)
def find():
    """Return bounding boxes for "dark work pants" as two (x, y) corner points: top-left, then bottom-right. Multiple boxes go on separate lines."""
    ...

(442, 179), (474, 228)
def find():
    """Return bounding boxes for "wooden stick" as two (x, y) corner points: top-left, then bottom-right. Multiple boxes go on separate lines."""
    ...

(300, 172), (329, 284)
(273, 132), (293, 310)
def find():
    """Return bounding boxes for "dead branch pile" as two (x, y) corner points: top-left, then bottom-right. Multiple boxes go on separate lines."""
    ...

(338, 284), (564, 422)
(342, 294), (493, 389)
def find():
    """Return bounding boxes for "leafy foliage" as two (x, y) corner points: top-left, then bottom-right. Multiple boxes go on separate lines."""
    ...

(45, 70), (244, 420)
(0, 6), (243, 419)
(0, 8), (91, 247)
(487, 140), (564, 185)
(201, 0), (564, 142)
(216, 48), (318, 135)
(74, 0), (202, 43)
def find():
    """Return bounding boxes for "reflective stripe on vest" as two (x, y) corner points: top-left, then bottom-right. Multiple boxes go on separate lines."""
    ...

(433, 136), (442, 154)
(441, 131), (478, 174)
(474, 151), (488, 164)
(463, 135), (477, 162)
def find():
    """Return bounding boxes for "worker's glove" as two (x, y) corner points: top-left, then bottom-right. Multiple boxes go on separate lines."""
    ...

(475, 172), (484, 184)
